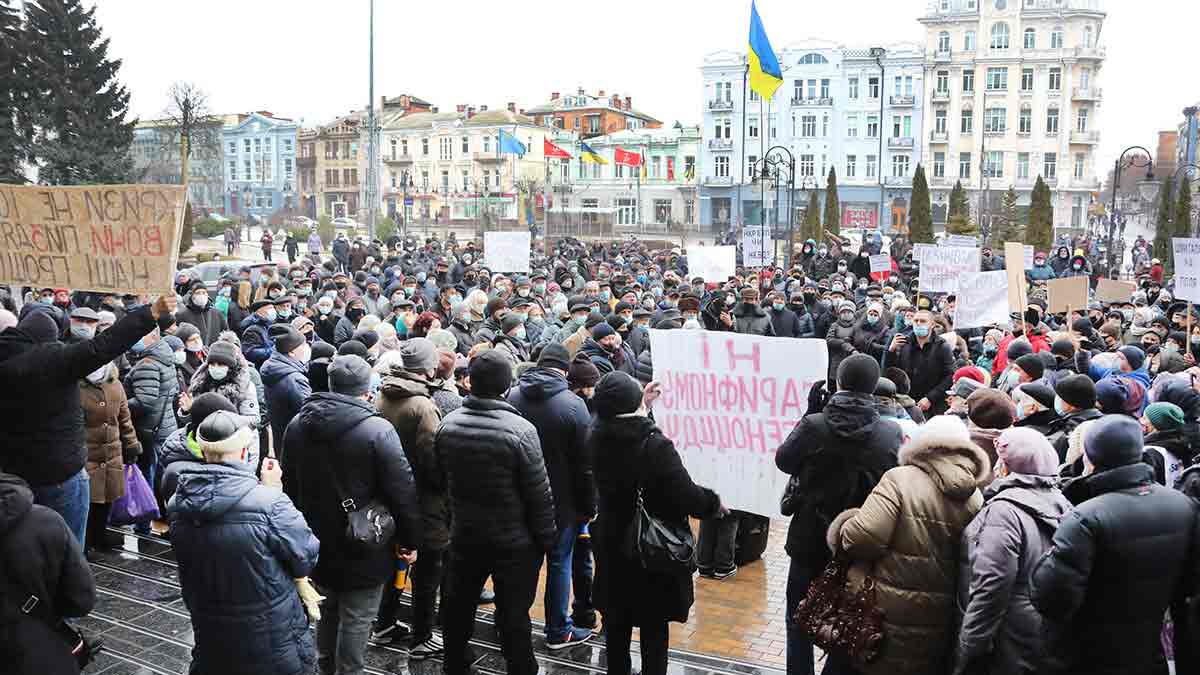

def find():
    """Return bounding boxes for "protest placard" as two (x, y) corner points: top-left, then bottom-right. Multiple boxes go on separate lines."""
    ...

(0, 184), (185, 295)
(869, 253), (892, 273)
(1095, 278), (1137, 303)
(912, 242), (937, 263)
(942, 234), (979, 248)
(650, 329), (827, 515)
(687, 245), (736, 282)
(1004, 242), (1029, 312)
(1173, 238), (1200, 303)
(742, 225), (771, 268)
(1047, 276), (1089, 314)
(954, 270), (1011, 329)
(917, 245), (980, 294)
(483, 231), (531, 274)
(1023, 245), (1035, 270)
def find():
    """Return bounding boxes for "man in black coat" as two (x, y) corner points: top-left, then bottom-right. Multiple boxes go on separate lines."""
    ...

(435, 349), (555, 675)
(1046, 374), (1103, 462)
(282, 355), (419, 675)
(1031, 415), (1198, 675)
(885, 309), (955, 416)
(731, 287), (775, 336)
(175, 280), (229, 347)
(768, 290), (808, 338)
(507, 344), (596, 647)
(0, 295), (172, 545)
(775, 354), (902, 675)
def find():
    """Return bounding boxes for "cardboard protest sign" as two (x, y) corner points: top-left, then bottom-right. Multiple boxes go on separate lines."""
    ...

(650, 329), (827, 515)
(917, 246), (980, 294)
(0, 184), (185, 295)
(942, 234), (978, 248)
(1173, 238), (1200, 303)
(1004, 242), (1029, 313)
(1046, 276), (1089, 314)
(1095, 278), (1137, 303)
(687, 245), (736, 282)
(912, 242), (936, 263)
(869, 253), (892, 273)
(1022, 245), (1034, 270)
(954, 270), (1011, 329)
(483, 231), (531, 273)
(742, 225), (771, 268)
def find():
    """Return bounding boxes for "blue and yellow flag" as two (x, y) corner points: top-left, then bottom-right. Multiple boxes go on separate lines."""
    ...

(498, 129), (527, 156)
(748, 0), (783, 101)
(580, 142), (608, 165)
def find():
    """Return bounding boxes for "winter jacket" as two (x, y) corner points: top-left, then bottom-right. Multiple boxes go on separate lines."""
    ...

(1030, 462), (1197, 675)
(126, 339), (180, 450)
(1026, 262), (1056, 282)
(825, 318), (858, 382)
(508, 368), (595, 530)
(953, 474), (1072, 675)
(332, 237), (350, 263)
(578, 338), (636, 377)
(239, 314), (275, 369)
(158, 428), (201, 505)
(731, 302), (775, 336)
(850, 318), (890, 360)
(887, 335), (956, 412)
(1045, 408), (1102, 462)
(375, 371), (449, 550)
(1014, 408), (1059, 436)
(333, 315), (359, 346)
(775, 391), (902, 568)
(313, 312), (339, 345)
(492, 334), (530, 380)
(189, 361), (262, 467)
(168, 462), (319, 675)
(307, 232), (322, 254)
(829, 423), (989, 675)
(434, 395), (556, 552)
(0, 472), (95, 675)
(447, 318), (477, 356)
(260, 352), (312, 458)
(80, 367), (140, 504)
(591, 415), (720, 625)
(282, 392), (419, 591)
(768, 306), (807, 338)
(176, 298), (229, 347)
(0, 305), (155, 487)
(1049, 248), (1073, 276)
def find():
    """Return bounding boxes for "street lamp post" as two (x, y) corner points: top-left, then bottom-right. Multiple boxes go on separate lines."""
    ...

(1108, 146), (1154, 273)
(751, 145), (796, 267)
(870, 47), (887, 234)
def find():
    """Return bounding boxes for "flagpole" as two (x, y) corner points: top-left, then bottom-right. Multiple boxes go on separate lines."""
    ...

(739, 62), (748, 234)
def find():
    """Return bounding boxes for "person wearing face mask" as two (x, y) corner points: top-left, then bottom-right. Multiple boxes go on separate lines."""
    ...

(126, 327), (180, 532)
(807, 244), (837, 280)
(824, 300), (860, 382)
(1010, 383), (1061, 435)
(312, 296), (340, 345)
(1049, 246), (1072, 277)
(887, 309), (956, 416)
(65, 306), (100, 344)
(974, 328), (1003, 374)
(779, 291), (814, 338)
(188, 339), (262, 471)
(240, 299), (279, 369)
(334, 298), (369, 347)
(579, 321), (636, 377)
(79, 356), (142, 552)
(851, 301), (891, 359)
(491, 314), (531, 381)
(260, 326), (313, 461)
(175, 322), (205, 383)
(730, 287), (775, 337)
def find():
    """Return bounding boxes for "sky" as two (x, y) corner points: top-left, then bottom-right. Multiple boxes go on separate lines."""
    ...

(88, 0), (1197, 175)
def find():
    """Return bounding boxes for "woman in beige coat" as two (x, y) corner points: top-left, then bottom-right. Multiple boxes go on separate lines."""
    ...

(80, 360), (141, 551)
(826, 414), (989, 675)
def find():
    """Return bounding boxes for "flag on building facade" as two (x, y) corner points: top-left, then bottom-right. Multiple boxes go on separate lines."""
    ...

(667, 157), (675, 181)
(498, 129), (527, 156)
(543, 138), (572, 159)
(614, 147), (642, 167)
(580, 142), (608, 164)
(748, 0), (783, 101)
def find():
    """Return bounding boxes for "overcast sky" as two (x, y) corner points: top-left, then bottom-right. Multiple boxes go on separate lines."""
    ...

(91, 0), (1194, 174)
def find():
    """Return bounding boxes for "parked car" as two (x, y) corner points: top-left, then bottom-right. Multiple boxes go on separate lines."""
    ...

(183, 260), (276, 292)
(331, 217), (361, 230)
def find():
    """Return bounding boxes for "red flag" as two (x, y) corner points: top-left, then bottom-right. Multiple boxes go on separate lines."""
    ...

(543, 138), (572, 159)
(667, 157), (675, 181)
(614, 147), (642, 167)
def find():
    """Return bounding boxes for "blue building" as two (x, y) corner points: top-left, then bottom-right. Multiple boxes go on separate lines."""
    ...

(222, 112), (299, 222)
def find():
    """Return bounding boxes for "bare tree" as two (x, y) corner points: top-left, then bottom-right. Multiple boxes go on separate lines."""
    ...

(157, 82), (222, 252)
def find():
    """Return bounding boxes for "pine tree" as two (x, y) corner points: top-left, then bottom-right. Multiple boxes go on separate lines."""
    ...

(945, 212), (977, 235)
(1155, 178), (1174, 274)
(23, 0), (135, 185)
(802, 188), (821, 241)
(823, 166), (840, 239)
(0, 0), (27, 183)
(1176, 176), (1193, 240)
(908, 164), (934, 243)
(1027, 175), (1054, 251)
(994, 186), (1022, 246)
(178, 205), (194, 255)
(948, 180), (971, 222)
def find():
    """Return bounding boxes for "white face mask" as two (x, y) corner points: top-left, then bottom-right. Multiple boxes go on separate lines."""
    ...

(173, 351), (186, 365)
(186, 340), (204, 353)
(192, 294), (209, 308)
(85, 363), (110, 384)
(208, 365), (229, 381)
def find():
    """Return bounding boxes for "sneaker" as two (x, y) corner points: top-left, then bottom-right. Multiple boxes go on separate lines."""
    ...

(546, 627), (594, 651)
(371, 619), (412, 643)
(571, 611), (598, 630)
(409, 633), (444, 661)
(696, 568), (715, 579)
(712, 566), (738, 580)
(477, 588), (495, 605)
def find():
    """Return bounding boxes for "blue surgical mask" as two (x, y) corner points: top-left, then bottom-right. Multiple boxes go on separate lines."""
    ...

(904, 317), (914, 328)
(866, 314), (878, 325)
(263, 309), (277, 323)
(772, 302), (785, 311)
(515, 327), (527, 341)
(1054, 397), (1069, 416)
(599, 290), (611, 301)
(984, 343), (997, 355)
(912, 325), (930, 338)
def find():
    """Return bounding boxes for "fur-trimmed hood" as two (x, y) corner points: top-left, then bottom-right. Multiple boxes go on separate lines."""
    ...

(898, 415), (991, 500)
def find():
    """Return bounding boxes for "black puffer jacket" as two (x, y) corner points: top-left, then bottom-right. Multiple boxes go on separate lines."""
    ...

(282, 392), (419, 591)
(1030, 462), (1197, 675)
(775, 391), (902, 568)
(507, 368), (594, 530)
(260, 352), (312, 458)
(1045, 408), (1103, 462)
(168, 462), (319, 675)
(0, 472), (95, 675)
(176, 297), (228, 346)
(0, 306), (155, 487)
(579, 338), (636, 377)
(434, 395), (556, 551)
(731, 302), (775, 336)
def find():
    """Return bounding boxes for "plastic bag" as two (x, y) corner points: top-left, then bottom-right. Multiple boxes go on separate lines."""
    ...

(108, 465), (160, 525)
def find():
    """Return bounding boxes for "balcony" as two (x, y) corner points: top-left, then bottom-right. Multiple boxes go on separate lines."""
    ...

(1072, 87), (1103, 101)
(474, 152), (506, 163)
(791, 97), (834, 107)
(708, 99), (734, 111)
(884, 175), (910, 187)
(1044, 175), (1059, 187)
(708, 138), (733, 151)
(888, 136), (915, 149)
(929, 174), (950, 186)
(1069, 130), (1100, 145)
(1074, 45), (1106, 60)
(933, 50), (953, 63)
(984, 127), (1008, 137)
(931, 89), (950, 102)
(384, 154), (413, 165)
(1071, 177), (1101, 190)
(295, 155), (316, 168)
(704, 175), (733, 187)
(889, 95), (915, 107)
(930, 130), (949, 143)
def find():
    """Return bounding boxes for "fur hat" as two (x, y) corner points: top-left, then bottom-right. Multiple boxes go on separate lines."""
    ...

(900, 415), (991, 494)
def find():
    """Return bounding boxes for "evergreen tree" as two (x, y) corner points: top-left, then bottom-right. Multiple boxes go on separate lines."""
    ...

(178, 204), (193, 255)
(1027, 175), (1054, 251)
(945, 212), (978, 236)
(823, 166), (840, 238)
(948, 180), (970, 221)
(0, 0), (27, 183)
(23, 0), (135, 185)
(1155, 178), (1174, 274)
(908, 164), (934, 243)
(994, 186), (1022, 246)
(802, 188), (820, 241)
(1176, 176), (1193, 240)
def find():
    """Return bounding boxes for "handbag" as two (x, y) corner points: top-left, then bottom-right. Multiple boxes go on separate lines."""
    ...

(623, 434), (698, 575)
(2, 565), (103, 669)
(108, 464), (161, 526)
(793, 554), (886, 668)
(322, 448), (395, 553)
(780, 474), (803, 516)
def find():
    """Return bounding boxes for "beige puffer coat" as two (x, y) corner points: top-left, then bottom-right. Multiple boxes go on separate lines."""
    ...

(827, 415), (990, 675)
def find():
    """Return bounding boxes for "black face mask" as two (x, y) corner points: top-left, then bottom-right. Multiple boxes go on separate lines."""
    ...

(803, 293), (817, 303)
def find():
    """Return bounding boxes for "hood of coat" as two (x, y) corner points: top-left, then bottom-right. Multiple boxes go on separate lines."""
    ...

(0, 472), (33, 535)
(515, 367), (568, 401)
(380, 370), (433, 401)
(899, 419), (991, 500)
(144, 337), (176, 368)
(260, 351), (307, 387)
(824, 391), (883, 442)
(982, 473), (1070, 531)
(733, 302), (768, 319)
(296, 391), (376, 440)
(170, 462), (259, 521)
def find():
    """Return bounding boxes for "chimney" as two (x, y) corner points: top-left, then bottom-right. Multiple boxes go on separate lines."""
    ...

(611, 95), (620, 109)
(507, 101), (516, 113)
(577, 86), (585, 95)
(519, 108), (526, 116)
(551, 91), (560, 100)
(480, 104), (488, 112)
(467, 106), (476, 119)
(625, 96), (632, 110)
(598, 89), (605, 97)
(456, 104), (466, 113)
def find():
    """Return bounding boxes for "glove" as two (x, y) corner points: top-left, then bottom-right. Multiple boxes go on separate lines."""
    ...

(123, 445), (141, 465)
(294, 577), (324, 622)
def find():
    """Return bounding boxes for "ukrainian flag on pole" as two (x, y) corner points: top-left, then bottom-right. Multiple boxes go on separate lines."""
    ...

(748, 0), (783, 101)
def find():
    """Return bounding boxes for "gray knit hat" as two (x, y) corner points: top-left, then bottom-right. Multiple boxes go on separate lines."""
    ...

(400, 337), (439, 373)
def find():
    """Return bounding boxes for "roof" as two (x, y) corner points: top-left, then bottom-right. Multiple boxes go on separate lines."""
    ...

(524, 95), (661, 125)
(380, 108), (536, 131)
(383, 94), (433, 107)
(580, 126), (701, 147)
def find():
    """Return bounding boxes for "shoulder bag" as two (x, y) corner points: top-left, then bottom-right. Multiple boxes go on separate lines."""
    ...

(623, 433), (698, 575)
(793, 554), (886, 668)
(1, 561), (102, 669)
(321, 449), (395, 553)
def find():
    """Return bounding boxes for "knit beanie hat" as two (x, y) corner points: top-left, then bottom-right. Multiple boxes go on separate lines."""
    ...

(593, 371), (645, 418)
(1146, 401), (1186, 432)
(1096, 378), (1131, 415)
(966, 388), (1015, 430)
(187, 392), (237, 434)
(352, 328), (379, 350)
(1098, 323), (1122, 342)
(175, 322), (200, 346)
(885, 367), (911, 395)
(400, 337), (439, 373)
(1118, 345), (1146, 371)
(591, 321), (616, 341)
(1055, 374), (1096, 409)
(1014, 353), (1045, 381)
(836, 353), (880, 395)
(1006, 338), (1033, 361)
(537, 343), (571, 372)
(469, 349), (514, 398)
(328, 355), (373, 397)
(207, 340), (240, 367)
(164, 334), (184, 352)
(568, 355), (601, 389)
(337, 340), (369, 359)
(486, 297), (508, 318)
(996, 427), (1059, 476)
(1051, 338), (1076, 360)
(953, 365), (988, 385)
(311, 342), (337, 360)
(1083, 414), (1144, 469)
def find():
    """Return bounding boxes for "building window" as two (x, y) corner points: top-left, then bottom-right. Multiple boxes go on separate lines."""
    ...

(990, 23), (1010, 50)
(846, 154), (857, 178)
(935, 109), (947, 134)
(746, 154), (758, 178)
(1083, 25), (1093, 48)
(439, 137), (452, 161)
(1051, 27), (1064, 49)
(715, 155), (729, 177)
(964, 30), (976, 51)
(821, 79), (831, 99)
(848, 77), (859, 99)
(1048, 67), (1062, 91)
(1081, 67), (1091, 90)
(986, 67), (1008, 91)
(1077, 108), (1089, 132)
(984, 107), (1006, 133)
(1074, 152), (1086, 179)
(229, 161), (237, 181)
(799, 154), (815, 177)
(749, 116), (759, 138)
(401, 139), (408, 155)
(936, 70), (949, 93)
(866, 154), (877, 178)
(868, 77), (880, 98)
(1020, 68), (1034, 92)
(962, 69), (975, 92)
(892, 155), (910, 178)
(1017, 152), (1030, 180)
(244, 159), (251, 179)
(1019, 108), (1032, 134)
(961, 109), (973, 133)
(654, 199), (672, 224)
(617, 198), (637, 225)
(284, 158), (293, 178)
(684, 155), (696, 178)
(960, 152), (972, 179)
(1047, 107), (1059, 134)
(462, 136), (469, 153)
(793, 80), (803, 101)
(933, 152), (945, 178)
(1044, 152), (1057, 179)
(483, 136), (491, 153)
(985, 151), (1003, 178)
(846, 113), (859, 137)
(1023, 27), (1036, 49)
(749, 88), (759, 102)
(866, 114), (879, 138)
(807, 79), (817, 99)
(422, 138), (429, 156)
(243, 139), (251, 153)
(937, 31), (950, 53)
(894, 76), (903, 98)
(822, 114), (830, 137)
(651, 156), (661, 178)
(801, 115), (817, 137)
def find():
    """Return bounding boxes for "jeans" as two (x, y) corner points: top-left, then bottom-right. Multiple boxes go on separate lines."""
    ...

(604, 611), (669, 675)
(696, 514), (739, 573)
(411, 547), (446, 642)
(316, 584), (383, 675)
(443, 543), (541, 675)
(785, 558), (815, 675)
(32, 468), (89, 546)
(571, 529), (594, 622)
(544, 523), (578, 639)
